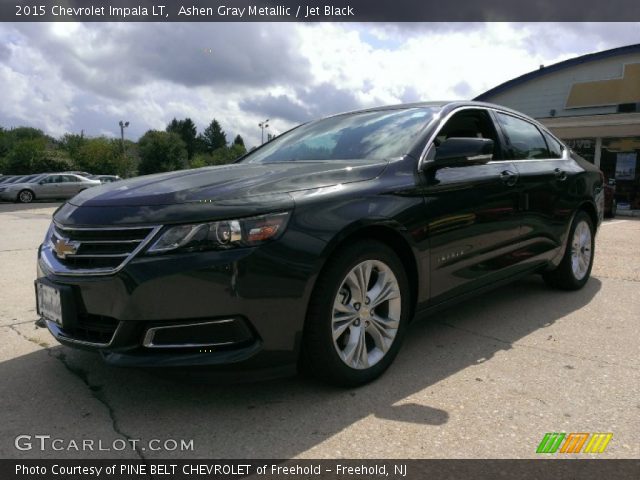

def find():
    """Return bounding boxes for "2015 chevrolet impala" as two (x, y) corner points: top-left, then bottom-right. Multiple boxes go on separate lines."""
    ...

(36, 102), (603, 385)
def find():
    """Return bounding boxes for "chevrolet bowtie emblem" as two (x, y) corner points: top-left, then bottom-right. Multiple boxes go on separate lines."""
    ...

(54, 238), (80, 259)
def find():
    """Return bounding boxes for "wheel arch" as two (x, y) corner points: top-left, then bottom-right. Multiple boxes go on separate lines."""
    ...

(578, 200), (599, 233)
(313, 221), (421, 320)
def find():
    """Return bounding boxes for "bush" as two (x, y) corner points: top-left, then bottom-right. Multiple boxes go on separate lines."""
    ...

(4, 138), (47, 174)
(138, 130), (188, 175)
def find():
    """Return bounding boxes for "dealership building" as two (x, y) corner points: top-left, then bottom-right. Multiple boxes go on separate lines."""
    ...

(476, 43), (640, 214)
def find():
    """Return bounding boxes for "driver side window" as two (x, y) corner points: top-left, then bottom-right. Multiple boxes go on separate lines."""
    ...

(435, 109), (504, 160)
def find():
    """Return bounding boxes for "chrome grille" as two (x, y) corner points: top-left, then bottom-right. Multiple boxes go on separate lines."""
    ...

(41, 223), (161, 276)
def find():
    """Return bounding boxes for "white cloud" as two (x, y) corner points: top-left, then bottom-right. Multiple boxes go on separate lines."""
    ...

(0, 22), (638, 147)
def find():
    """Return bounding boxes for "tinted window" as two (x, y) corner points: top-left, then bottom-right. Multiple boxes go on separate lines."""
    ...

(242, 107), (440, 164)
(543, 132), (563, 159)
(64, 175), (79, 182)
(435, 109), (504, 160)
(495, 113), (549, 160)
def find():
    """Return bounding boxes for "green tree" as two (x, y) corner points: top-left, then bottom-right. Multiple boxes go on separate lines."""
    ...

(138, 130), (188, 175)
(32, 149), (73, 173)
(201, 119), (227, 153)
(166, 118), (197, 160)
(190, 144), (246, 169)
(74, 138), (130, 176)
(189, 153), (210, 169)
(59, 133), (86, 163)
(233, 134), (245, 147)
(11, 127), (47, 142)
(228, 142), (246, 159)
(0, 127), (8, 161)
(5, 138), (47, 174)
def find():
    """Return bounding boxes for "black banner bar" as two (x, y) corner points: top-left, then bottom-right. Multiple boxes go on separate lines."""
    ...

(3, 459), (640, 480)
(3, 0), (640, 22)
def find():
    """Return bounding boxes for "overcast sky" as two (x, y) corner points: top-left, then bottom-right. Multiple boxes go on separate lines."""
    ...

(0, 22), (638, 147)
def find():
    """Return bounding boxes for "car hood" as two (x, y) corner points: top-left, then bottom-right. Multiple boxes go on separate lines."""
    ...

(68, 160), (387, 207)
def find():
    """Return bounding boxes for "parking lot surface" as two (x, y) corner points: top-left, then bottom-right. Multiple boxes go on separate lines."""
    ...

(0, 202), (638, 459)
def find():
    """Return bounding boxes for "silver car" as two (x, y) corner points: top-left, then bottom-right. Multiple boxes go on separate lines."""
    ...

(0, 173), (101, 203)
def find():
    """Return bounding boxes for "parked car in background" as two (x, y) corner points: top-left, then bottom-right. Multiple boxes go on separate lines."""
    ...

(90, 175), (121, 183)
(604, 177), (617, 218)
(1, 174), (39, 185)
(0, 175), (17, 184)
(0, 173), (100, 203)
(36, 101), (603, 386)
(63, 171), (92, 178)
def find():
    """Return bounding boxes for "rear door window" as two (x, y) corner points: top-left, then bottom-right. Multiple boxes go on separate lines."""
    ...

(495, 112), (550, 160)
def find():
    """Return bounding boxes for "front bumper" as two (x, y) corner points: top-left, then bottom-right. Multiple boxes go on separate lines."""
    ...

(0, 190), (17, 201)
(36, 233), (322, 374)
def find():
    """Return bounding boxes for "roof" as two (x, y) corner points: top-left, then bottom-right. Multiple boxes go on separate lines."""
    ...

(474, 43), (640, 101)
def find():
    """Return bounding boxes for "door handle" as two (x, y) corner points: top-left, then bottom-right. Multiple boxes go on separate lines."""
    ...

(499, 170), (518, 187)
(554, 168), (568, 181)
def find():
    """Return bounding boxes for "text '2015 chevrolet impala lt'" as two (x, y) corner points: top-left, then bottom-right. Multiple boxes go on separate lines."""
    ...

(36, 102), (603, 386)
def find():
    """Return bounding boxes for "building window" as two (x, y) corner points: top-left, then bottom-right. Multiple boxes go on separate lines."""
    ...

(601, 137), (640, 210)
(564, 138), (596, 164)
(617, 103), (640, 113)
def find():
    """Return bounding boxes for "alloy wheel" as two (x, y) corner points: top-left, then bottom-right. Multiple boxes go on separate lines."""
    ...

(570, 220), (592, 280)
(331, 259), (401, 369)
(19, 190), (33, 203)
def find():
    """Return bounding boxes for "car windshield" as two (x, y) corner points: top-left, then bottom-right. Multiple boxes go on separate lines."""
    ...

(241, 107), (440, 164)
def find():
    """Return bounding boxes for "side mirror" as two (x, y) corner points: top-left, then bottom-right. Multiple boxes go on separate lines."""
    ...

(434, 138), (494, 167)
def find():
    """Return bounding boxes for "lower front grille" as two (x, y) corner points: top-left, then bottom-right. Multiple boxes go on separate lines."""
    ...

(64, 314), (120, 344)
(42, 223), (161, 275)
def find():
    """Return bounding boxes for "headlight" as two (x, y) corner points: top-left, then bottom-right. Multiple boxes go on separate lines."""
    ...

(146, 212), (291, 254)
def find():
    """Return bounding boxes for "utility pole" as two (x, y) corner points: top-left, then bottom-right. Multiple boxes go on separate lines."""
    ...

(258, 119), (269, 145)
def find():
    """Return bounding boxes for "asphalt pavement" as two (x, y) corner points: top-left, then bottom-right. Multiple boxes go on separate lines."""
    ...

(0, 202), (638, 459)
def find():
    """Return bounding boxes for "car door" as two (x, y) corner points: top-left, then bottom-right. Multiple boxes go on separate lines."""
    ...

(63, 175), (84, 196)
(493, 112), (573, 266)
(419, 108), (522, 304)
(35, 175), (61, 198)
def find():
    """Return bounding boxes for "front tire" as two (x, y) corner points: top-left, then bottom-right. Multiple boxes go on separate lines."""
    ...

(17, 189), (34, 203)
(302, 240), (411, 386)
(543, 211), (595, 290)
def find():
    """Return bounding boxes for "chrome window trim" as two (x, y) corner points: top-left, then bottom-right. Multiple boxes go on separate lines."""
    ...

(417, 105), (569, 171)
(41, 224), (162, 277)
(142, 319), (237, 349)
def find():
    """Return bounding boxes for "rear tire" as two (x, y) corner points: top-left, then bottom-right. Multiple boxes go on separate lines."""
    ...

(302, 240), (411, 387)
(17, 189), (34, 203)
(543, 211), (594, 290)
